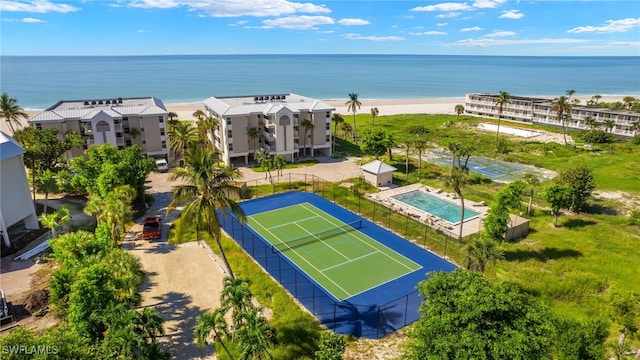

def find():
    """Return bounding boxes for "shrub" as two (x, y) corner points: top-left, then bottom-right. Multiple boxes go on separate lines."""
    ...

(581, 130), (615, 144)
(630, 210), (640, 226)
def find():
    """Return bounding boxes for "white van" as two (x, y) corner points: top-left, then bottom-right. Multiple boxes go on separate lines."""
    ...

(155, 158), (169, 172)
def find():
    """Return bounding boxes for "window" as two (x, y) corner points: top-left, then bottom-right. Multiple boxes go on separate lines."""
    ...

(114, 119), (120, 124)
(125, 140), (132, 146)
(226, 118), (232, 125)
(160, 128), (165, 136)
(123, 117), (128, 121)
(159, 116), (164, 123)
(326, 123), (330, 130)
(227, 130), (232, 138)
(326, 135), (330, 142)
(161, 141), (166, 148)
(143, 140), (146, 145)
(116, 133), (123, 138)
(228, 143), (233, 151)
(35, 123), (42, 130)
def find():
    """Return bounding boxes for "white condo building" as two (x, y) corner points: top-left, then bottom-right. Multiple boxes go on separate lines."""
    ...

(203, 93), (334, 165)
(465, 93), (640, 138)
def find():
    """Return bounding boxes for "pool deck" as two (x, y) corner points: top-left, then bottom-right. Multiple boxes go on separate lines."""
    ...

(368, 184), (490, 239)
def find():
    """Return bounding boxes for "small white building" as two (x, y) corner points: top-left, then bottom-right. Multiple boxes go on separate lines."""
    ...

(0, 131), (39, 247)
(361, 160), (397, 187)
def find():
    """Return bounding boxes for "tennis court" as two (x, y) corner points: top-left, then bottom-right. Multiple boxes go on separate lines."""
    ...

(248, 203), (422, 301)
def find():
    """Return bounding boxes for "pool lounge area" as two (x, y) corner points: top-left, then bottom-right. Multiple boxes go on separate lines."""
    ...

(369, 184), (490, 239)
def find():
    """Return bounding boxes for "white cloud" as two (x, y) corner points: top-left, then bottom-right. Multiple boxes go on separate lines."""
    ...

(262, 15), (334, 30)
(0, 0), (79, 13)
(410, 31), (447, 35)
(128, 0), (331, 17)
(484, 30), (516, 37)
(338, 18), (369, 26)
(499, 10), (524, 19)
(136, 29), (148, 33)
(437, 12), (461, 18)
(342, 33), (404, 42)
(568, 17), (640, 34)
(460, 26), (482, 32)
(456, 37), (587, 47)
(472, 0), (506, 9)
(411, 2), (472, 12)
(22, 17), (44, 22)
(437, 22), (448, 27)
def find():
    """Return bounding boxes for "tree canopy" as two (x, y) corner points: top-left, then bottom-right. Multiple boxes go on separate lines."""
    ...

(557, 166), (596, 212)
(360, 128), (393, 159)
(405, 269), (555, 360)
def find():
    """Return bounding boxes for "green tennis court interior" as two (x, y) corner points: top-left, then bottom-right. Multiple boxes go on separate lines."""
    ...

(247, 202), (422, 301)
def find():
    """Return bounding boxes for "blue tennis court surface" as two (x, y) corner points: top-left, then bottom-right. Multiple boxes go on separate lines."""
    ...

(220, 191), (456, 338)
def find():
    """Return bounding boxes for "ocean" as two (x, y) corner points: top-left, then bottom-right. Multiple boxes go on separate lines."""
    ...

(1, 55), (639, 109)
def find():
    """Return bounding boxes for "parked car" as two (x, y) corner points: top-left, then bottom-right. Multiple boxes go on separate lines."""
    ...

(142, 216), (161, 240)
(155, 158), (169, 172)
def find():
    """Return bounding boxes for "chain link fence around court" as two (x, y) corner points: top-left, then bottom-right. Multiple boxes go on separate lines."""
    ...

(222, 172), (464, 338)
(220, 201), (424, 339)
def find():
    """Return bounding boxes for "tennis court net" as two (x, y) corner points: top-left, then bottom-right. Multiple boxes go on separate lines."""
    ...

(272, 220), (363, 253)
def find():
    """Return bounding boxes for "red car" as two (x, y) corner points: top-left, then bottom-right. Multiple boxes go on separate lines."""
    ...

(142, 216), (162, 240)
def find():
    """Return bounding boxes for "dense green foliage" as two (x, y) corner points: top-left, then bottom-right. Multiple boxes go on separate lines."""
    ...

(1, 222), (168, 359)
(71, 144), (156, 200)
(359, 127), (393, 159)
(405, 269), (555, 360)
(314, 331), (347, 360)
(557, 166), (597, 212)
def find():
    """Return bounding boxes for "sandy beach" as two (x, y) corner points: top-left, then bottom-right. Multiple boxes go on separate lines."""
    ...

(6, 95), (636, 134)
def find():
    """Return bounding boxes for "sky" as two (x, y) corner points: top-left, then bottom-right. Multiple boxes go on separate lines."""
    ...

(1, 0), (639, 56)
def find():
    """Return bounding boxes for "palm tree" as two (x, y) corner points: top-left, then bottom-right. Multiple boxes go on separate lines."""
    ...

(412, 140), (427, 180)
(273, 155), (286, 177)
(129, 127), (141, 146)
(630, 119), (640, 135)
(585, 116), (599, 132)
(167, 147), (246, 279)
(454, 104), (464, 120)
(84, 185), (135, 243)
(37, 169), (58, 215)
(566, 89), (575, 99)
(603, 119), (616, 133)
(400, 141), (412, 176)
(235, 307), (276, 360)
(522, 173), (539, 217)
(247, 127), (260, 161)
(168, 121), (198, 166)
(1, 92), (29, 134)
(346, 93), (361, 144)
(195, 308), (234, 359)
(300, 118), (314, 158)
(198, 116), (219, 148)
(466, 237), (504, 273)
(493, 91), (511, 142)
(40, 206), (70, 239)
(254, 148), (272, 180)
(591, 94), (602, 105)
(340, 122), (352, 141)
(167, 112), (178, 122)
(447, 141), (460, 171)
(622, 96), (636, 110)
(550, 95), (572, 147)
(443, 166), (468, 240)
(331, 113), (344, 154)
(221, 277), (253, 330)
(192, 109), (206, 121)
(370, 107), (379, 126)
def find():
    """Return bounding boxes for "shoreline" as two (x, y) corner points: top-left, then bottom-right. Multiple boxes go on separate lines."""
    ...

(12, 94), (639, 131)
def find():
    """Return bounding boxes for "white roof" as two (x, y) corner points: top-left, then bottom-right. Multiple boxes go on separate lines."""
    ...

(203, 93), (334, 117)
(0, 131), (26, 160)
(29, 96), (168, 123)
(360, 160), (397, 175)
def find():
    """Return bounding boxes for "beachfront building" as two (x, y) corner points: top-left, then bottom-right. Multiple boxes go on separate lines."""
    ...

(0, 131), (39, 247)
(28, 97), (169, 161)
(465, 93), (640, 138)
(203, 93), (334, 165)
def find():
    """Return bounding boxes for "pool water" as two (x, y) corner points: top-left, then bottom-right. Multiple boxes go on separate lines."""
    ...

(392, 190), (480, 224)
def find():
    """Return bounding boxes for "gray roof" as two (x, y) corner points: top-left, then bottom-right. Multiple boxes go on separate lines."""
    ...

(203, 93), (335, 117)
(0, 131), (26, 161)
(360, 160), (397, 174)
(29, 96), (168, 123)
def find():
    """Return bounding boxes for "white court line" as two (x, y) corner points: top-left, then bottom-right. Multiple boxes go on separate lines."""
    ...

(293, 222), (351, 261)
(321, 251), (380, 272)
(300, 203), (420, 272)
(249, 217), (353, 299)
(270, 215), (320, 230)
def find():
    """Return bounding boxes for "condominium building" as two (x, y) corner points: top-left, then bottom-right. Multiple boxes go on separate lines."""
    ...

(203, 93), (334, 165)
(28, 97), (169, 160)
(465, 93), (639, 138)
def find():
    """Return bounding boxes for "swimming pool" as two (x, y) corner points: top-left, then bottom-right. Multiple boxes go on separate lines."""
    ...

(392, 190), (480, 224)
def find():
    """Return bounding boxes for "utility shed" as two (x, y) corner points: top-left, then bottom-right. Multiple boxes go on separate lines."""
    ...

(360, 160), (397, 187)
(0, 131), (39, 247)
(505, 214), (530, 241)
